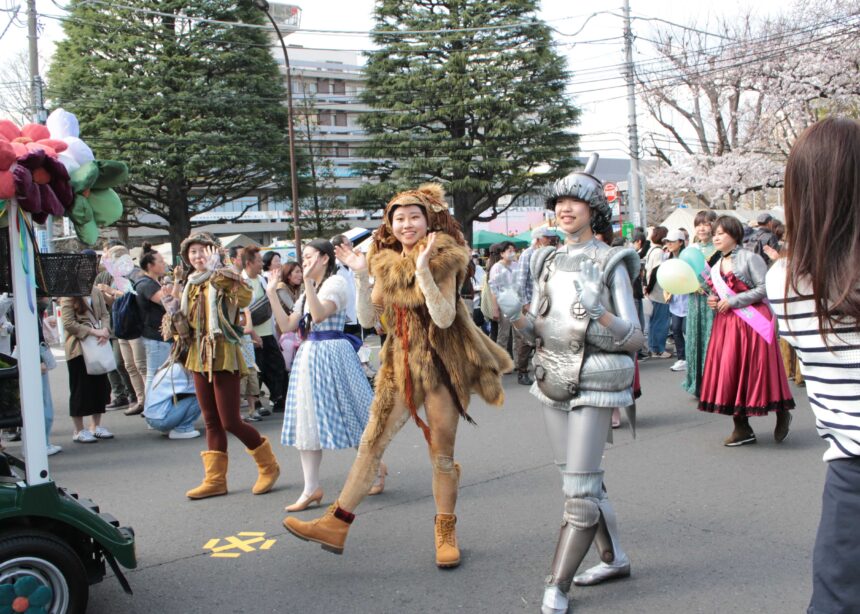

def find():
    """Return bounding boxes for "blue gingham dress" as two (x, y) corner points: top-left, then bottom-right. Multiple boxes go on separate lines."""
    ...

(281, 275), (372, 450)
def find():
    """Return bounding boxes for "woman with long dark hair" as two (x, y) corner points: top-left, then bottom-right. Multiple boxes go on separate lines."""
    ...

(275, 261), (302, 316)
(766, 117), (860, 613)
(136, 249), (172, 397)
(266, 240), (375, 512)
(60, 287), (113, 443)
(484, 243), (502, 342)
(698, 216), (794, 445)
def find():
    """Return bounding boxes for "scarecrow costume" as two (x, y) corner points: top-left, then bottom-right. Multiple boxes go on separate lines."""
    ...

(284, 184), (512, 567)
(169, 232), (280, 500)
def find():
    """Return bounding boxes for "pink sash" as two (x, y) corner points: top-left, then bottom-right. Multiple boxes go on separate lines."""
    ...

(710, 265), (774, 344)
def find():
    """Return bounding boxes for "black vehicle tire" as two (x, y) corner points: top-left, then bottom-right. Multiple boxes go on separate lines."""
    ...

(0, 529), (89, 614)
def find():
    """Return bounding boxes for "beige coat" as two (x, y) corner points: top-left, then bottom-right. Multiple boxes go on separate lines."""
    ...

(60, 289), (110, 361)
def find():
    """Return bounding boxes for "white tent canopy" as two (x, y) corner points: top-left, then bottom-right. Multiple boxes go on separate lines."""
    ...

(658, 208), (784, 236)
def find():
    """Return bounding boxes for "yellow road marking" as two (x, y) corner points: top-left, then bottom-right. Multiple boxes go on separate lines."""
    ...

(204, 532), (277, 557)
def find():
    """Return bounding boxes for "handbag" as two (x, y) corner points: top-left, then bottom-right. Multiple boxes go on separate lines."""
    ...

(80, 332), (117, 375)
(39, 342), (57, 371)
(480, 277), (495, 320)
(278, 331), (301, 371)
(249, 296), (273, 326)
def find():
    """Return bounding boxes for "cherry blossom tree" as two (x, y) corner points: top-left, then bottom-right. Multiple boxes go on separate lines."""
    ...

(639, 0), (860, 207)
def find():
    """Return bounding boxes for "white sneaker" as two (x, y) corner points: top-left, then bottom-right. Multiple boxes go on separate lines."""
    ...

(670, 359), (687, 372)
(168, 429), (201, 440)
(73, 429), (97, 443)
(92, 426), (114, 439)
(46, 443), (63, 456)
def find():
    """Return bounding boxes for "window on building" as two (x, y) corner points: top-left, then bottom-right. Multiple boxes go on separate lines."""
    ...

(337, 143), (350, 157)
(334, 111), (347, 127)
(332, 80), (345, 95)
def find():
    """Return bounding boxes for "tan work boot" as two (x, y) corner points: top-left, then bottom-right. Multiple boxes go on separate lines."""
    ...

(186, 451), (228, 499)
(284, 502), (354, 554)
(246, 436), (280, 495)
(434, 513), (461, 568)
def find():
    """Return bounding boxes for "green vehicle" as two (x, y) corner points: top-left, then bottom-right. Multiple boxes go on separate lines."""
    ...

(0, 200), (136, 613)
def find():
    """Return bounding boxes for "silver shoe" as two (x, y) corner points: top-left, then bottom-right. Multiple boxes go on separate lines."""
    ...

(572, 555), (631, 586)
(541, 585), (569, 614)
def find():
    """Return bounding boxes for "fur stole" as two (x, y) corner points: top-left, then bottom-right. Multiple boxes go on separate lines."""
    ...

(365, 233), (513, 443)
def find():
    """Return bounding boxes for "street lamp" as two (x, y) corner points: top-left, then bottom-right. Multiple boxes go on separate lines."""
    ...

(253, 0), (302, 255)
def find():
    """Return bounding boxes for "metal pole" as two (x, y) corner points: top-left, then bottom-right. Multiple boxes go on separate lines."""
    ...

(26, 0), (53, 251)
(622, 0), (645, 228)
(8, 201), (50, 485)
(258, 6), (302, 255)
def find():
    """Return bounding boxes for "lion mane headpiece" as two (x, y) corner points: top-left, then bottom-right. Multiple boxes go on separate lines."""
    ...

(372, 183), (467, 252)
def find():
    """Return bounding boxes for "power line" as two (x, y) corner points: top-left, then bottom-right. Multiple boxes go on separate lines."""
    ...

(0, 4), (19, 40)
(54, 0), (622, 38)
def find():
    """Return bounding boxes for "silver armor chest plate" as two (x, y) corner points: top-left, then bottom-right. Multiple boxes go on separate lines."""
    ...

(532, 244), (634, 404)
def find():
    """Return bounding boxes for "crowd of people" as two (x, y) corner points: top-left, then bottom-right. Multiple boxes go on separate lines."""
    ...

(4, 116), (857, 614)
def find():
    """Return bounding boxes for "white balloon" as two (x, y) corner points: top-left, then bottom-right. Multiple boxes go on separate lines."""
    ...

(57, 151), (81, 173)
(63, 136), (95, 166)
(46, 108), (80, 139)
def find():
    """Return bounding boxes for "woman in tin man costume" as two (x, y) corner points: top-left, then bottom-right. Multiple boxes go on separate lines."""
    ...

(498, 154), (645, 614)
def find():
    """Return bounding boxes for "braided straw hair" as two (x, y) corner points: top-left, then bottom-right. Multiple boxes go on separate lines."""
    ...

(371, 183), (467, 252)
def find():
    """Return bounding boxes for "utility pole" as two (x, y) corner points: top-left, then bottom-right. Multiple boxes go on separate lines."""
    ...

(27, 0), (52, 250)
(622, 0), (645, 229)
(253, 0), (302, 255)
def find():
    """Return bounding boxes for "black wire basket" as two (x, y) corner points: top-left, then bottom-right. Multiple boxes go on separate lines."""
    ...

(0, 354), (20, 429)
(0, 233), (99, 297)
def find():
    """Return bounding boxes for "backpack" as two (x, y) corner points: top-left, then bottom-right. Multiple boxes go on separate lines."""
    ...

(112, 278), (144, 340)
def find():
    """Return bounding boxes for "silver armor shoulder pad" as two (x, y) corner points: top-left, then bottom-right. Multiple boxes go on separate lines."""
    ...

(600, 247), (640, 284)
(531, 245), (557, 281)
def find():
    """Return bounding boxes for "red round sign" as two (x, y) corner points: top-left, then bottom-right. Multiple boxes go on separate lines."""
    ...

(604, 182), (618, 202)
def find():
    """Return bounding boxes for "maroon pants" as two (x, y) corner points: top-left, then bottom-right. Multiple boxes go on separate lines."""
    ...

(193, 371), (263, 452)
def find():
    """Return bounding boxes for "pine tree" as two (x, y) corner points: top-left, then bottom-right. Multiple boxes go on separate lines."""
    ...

(354, 0), (580, 241)
(48, 0), (301, 255)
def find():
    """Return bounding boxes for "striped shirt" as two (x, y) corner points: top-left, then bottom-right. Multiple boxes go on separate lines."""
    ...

(515, 246), (536, 304)
(766, 261), (860, 462)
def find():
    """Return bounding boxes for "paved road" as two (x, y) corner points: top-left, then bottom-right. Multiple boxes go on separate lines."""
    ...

(8, 355), (823, 613)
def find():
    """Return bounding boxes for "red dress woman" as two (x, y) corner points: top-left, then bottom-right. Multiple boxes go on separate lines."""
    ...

(698, 216), (794, 446)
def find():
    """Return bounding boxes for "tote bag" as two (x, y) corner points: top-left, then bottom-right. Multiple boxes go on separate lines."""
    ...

(480, 277), (496, 320)
(80, 333), (117, 375)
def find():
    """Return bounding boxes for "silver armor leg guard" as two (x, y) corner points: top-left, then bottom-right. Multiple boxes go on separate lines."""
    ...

(542, 471), (603, 614)
(573, 485), (631, 587)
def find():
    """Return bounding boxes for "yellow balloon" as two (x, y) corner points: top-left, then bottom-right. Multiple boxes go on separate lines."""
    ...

(657, 259), (700, 295)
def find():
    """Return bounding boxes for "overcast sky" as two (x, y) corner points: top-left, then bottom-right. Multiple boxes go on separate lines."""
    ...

(4, 0), (790, 160)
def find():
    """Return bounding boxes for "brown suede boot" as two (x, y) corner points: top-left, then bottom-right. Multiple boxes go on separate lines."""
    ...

(434, 513), (461, 568)
(283, 502), (354, 554)
(724, 416), (757, 447)
(246, 436), (280, 495)
(774, 411), (792, 443)
(186, 451), (228, 499)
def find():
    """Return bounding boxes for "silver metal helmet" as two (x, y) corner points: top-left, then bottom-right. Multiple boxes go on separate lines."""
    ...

(544, 153), (612, 232)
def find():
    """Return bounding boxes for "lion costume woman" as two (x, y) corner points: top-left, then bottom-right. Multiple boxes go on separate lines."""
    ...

(284, 184), (512, 568)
